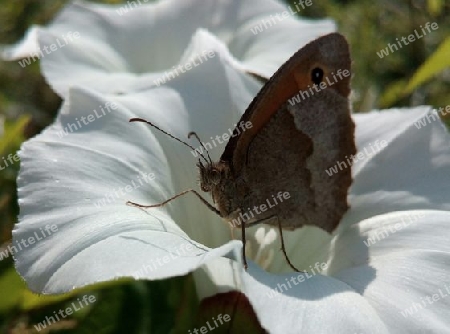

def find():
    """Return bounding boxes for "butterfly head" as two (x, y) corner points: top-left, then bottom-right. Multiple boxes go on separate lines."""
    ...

(197, 160), (229, 193)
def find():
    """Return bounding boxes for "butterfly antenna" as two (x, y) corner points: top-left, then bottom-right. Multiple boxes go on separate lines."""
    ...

(188, 131), (212, 164)
(129, 118), (209, 164)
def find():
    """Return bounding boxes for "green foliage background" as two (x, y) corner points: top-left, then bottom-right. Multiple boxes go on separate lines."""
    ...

(0, 0), (448, 333)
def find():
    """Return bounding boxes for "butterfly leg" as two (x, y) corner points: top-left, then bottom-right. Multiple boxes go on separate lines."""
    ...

(275, 216), (302, 272)
(241, 219), (248, 269)
(127, 189), (222, 217)
(244, 216), (301, 272)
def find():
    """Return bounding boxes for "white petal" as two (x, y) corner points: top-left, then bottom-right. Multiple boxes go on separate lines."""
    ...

(198, 212), (450, 332)
(330, 211), (450, 333)
(352, 106), (433, 174)
(345, 107), (450, 228)
(193, 256), (242, 299)
(1, 25), (40, 59)
(240, 263), (389, 334)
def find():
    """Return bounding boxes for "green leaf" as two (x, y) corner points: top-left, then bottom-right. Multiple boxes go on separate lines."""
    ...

(21, 290), (74, 311)
(21, 278), (134, 311)
(71, 286), (126, 334)
(379, 79), (408, 108)
(0, 115), (30, 155)
(0, 268), (26, 313)
(405, 36), (450, 94)
(171, 275), (199, 333)
(427, 0), (444, 16)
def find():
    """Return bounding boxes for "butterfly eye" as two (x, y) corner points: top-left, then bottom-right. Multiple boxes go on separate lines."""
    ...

(210, 169), (221, 185)
(311, 67), (324, 85)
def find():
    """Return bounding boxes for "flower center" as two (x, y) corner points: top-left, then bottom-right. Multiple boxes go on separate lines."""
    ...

(243, 227), (277, 270)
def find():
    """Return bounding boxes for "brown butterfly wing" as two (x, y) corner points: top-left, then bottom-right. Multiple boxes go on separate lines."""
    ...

(222, 33), (355, 232)
(221, 33), (351, 171)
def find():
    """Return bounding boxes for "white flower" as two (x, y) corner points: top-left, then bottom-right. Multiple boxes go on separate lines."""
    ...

(15, 78), (450, 333)
(7, 0), (450, 333)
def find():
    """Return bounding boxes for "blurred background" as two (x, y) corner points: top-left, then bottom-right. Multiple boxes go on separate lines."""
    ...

(0, 0), (448, 333)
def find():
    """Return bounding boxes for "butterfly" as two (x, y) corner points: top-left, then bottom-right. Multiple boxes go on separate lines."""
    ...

(128, 33), (355, 270)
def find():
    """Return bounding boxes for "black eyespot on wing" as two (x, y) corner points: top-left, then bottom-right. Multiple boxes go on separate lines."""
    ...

(311, 67), (324, 85)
